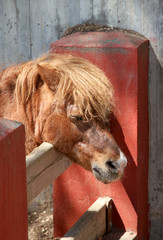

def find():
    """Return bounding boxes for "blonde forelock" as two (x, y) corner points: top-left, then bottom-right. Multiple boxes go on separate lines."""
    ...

(15, 53), (115, 121)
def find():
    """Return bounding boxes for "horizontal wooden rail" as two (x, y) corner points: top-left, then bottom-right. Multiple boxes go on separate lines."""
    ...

(57, 194), (137, 240)
(26, 142), (72, 203)
(59, 197), (112, 240)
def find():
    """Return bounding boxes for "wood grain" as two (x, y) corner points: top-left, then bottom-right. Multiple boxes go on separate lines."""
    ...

(26, 142), (72, 203)
(60, 197), (112, 240)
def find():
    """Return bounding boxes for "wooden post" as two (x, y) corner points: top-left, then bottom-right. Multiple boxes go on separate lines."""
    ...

(51, 31), (149, 239)
(0, 119), (28, 240)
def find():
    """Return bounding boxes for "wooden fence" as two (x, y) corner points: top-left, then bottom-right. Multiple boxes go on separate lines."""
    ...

(26, 142), (71, 203)
(0, 118), (136, 239)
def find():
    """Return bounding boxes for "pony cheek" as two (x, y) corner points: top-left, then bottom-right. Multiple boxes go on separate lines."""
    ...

(42, 125), (59, 148)
(42, 116), (83, 155)
(71, 142), (93, 171)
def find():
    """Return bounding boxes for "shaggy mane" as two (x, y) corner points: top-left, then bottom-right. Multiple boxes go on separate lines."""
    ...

(15, 53), (115, 121)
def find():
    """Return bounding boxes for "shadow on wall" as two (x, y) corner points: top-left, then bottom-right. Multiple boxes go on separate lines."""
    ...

(110, 117), (137, 214)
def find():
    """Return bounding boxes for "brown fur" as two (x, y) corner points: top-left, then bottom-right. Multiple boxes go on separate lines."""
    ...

(0, 53), (126, 183)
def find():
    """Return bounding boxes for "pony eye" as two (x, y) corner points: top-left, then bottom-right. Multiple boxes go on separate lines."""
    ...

(69, 115), (83, 121)
(76, 116), (83, 121)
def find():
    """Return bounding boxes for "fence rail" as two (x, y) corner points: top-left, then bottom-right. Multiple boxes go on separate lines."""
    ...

(60, 197), (112, 240)
(26, 142), (72, 203)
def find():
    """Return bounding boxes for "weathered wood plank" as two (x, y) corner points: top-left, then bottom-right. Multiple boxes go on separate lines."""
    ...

(59, 197), (112, 240)
(101, 231), (137, 240)
(26, 142), (72, 203)
(119, 232), (137, 240)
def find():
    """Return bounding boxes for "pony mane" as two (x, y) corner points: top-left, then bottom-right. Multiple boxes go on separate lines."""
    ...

(15, 53), (115, 121)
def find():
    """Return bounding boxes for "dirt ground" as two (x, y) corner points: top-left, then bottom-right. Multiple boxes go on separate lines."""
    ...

(28, 210), (53, 240)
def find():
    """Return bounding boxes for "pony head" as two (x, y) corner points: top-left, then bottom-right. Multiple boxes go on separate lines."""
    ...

(15, 54), (127, 183)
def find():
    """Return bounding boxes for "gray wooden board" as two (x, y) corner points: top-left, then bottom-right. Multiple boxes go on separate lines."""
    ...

(60, 197), (112, 240)
(26, 142), (72, 203)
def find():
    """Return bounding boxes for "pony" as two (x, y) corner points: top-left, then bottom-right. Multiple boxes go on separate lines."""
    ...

(0, 53), (127, 183)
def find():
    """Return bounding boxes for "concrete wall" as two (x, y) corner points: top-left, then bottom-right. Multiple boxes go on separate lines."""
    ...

(0, 0), (162, 238)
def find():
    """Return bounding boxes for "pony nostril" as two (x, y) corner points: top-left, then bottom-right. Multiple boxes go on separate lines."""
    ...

(105, 160), (117, 170)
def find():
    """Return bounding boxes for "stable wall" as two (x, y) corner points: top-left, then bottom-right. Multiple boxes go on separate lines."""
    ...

(51, 31), (149, 239)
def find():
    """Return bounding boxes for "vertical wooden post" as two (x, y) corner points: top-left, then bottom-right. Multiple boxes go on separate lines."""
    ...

(51, 31), (149, 239)
(0, 119), (28, 240)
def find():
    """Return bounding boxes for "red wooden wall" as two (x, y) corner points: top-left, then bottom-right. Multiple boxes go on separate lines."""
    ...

(0, 119), (28, 240)
(51, 31), (149, 239)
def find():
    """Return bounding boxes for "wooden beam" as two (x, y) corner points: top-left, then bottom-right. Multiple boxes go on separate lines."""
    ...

(0, 119), (28, 240)
(58, 197), (112, 240)
(119, 232), (137, 239)
(26, 142), (72, 203)
(102, 231), (137, 240)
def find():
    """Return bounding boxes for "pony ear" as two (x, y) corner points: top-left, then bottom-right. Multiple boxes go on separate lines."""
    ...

(37, 64), (59, 91)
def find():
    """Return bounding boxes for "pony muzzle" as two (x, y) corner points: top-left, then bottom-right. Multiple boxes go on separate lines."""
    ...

(92, 150), (127, 184)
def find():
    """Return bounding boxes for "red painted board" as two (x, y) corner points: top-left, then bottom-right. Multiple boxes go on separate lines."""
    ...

(0, 118), (28, 240)
(50, 32), (149, 239)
